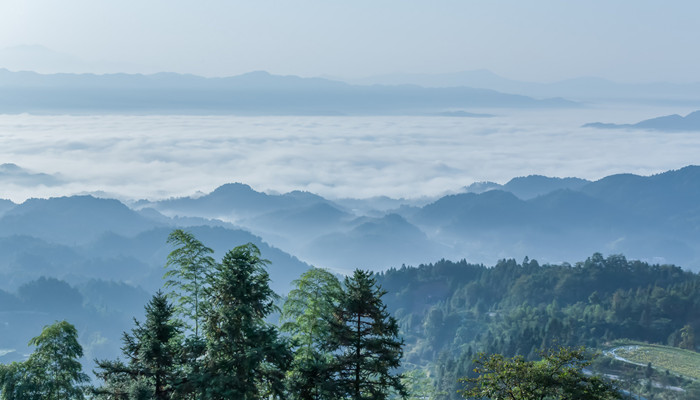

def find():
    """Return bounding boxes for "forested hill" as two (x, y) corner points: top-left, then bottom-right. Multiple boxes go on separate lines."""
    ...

(375, 254), (700, 398)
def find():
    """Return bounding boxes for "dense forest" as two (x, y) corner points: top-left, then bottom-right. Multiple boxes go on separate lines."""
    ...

(376, 254), (700, 399)
(2, 230), (700, 399)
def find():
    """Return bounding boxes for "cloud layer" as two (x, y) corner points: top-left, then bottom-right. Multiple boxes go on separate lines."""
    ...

(0, 106), (698, 203)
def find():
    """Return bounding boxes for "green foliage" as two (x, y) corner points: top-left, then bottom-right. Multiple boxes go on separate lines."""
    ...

(0, 321), (88, 400)
(201, 243), (291, 400)
(328, 269), (406, 400)
(164, 229), (215, 338)
(93, 291), (183, 400)
(397, 369), (435, 400)
(460, 347), (621, 400)
(281, 267), (343, 400)
(375, 253), (700, 398)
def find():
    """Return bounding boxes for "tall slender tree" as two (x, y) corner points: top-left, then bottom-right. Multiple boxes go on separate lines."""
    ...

(281, 267), (343, 400)
(201, 243), (291, 400)
(328, 269), (406, 400)
(164, 229), (215, 339)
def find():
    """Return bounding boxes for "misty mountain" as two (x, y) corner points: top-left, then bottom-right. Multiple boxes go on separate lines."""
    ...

(143, 183), (335, 221)
(464, 175), (590, 200)
(1, 166), (700, 296)
(304, 213), (448, 270)
(580, 165), (700, 225)
(0, 163), (62, 187)
(584, 110), (700, 131)
(410, 167), (700, 266)
(0, 195), (311, 295)
(135, 166), (700, 271)
(0, 69), (575, 115)
(0, 199), (16, 217)
(349, 69), (700, 103)
(242, 202), (353, 243)
(0, 195), (161, 245)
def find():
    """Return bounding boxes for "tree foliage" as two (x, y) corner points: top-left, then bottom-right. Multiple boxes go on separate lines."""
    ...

(460, 347), (621, 400)
(201, 243), (291, 400)
(281, 267), (343, 400)
(164, 229), (215, 338)
(0, 321), (88, 400)
(328, 269), (406, 400)
(93, 291), (183, 400)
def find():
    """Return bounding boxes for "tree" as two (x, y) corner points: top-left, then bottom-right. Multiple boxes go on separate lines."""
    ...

(281, 267), (343, 400)
(396, 369), (435, 400)
(328, 269), (406, 400)
(93, 291), (183, 400)
(0, 321), (88, 400)
(0, 361), (41, 400)
(201, 243), (291, 400)
(680, 324), (695, 350)
(460, 347), (621, 400)
(164, 229), (215, 339)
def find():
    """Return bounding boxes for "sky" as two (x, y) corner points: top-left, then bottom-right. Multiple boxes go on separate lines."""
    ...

(1, 1), (699, 83)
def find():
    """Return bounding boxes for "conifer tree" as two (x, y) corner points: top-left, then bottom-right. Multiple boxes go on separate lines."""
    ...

(201, 243), (291, 400)
(327, 269), (406, 400)
(281, 267), (343, 400)
(94, 291), (183, 400)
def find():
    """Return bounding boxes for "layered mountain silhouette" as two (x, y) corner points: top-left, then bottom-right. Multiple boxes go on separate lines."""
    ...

(1, 166), (699, 366)
(0, 195), (309, 294)
(349, 69), (700, 103)
(0, 69), (575, 115)
(132, 166), (700, 271)
(584, 110), (700, 131)
(464, 175), (590, 200)
(1, 166), (700, 295)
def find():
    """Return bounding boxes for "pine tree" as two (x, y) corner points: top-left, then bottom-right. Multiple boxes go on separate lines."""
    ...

(281, 267), (343, 400)
(201, 243), (291, 400)
(93, 291), (183, 400)
(328, 269), (406, 400)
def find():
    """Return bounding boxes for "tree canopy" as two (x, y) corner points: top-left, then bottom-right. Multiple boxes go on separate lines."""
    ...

(460, 347), (621, 400)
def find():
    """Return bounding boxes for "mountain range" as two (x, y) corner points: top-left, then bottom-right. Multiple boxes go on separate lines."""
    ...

(0, 69), (575, 115)
(584, 110), (700, 131)
(0, 165), (699, 368)
(346, 69), (700, 104)
(1, 166), (698, 290)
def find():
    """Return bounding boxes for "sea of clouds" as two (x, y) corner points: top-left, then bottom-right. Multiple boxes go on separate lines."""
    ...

(0, 105), (698, 203)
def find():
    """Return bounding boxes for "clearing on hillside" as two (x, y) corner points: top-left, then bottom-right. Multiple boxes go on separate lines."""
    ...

(606, 343), (700, 380)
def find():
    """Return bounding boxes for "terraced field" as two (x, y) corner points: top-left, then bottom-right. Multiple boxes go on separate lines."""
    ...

(607, 343), (700, 380)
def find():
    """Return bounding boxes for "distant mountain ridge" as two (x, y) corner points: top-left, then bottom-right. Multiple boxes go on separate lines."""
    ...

(464, 175), (591, 200)
(131, 166), (700, 271)
(348, 69), (700, 103)
(0, 68), (575, 115)
(584, 110), (700, 131)
(1, 166), (699, 292)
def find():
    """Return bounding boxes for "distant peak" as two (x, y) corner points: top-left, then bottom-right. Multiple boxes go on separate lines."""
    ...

(240, 70), (272, 77)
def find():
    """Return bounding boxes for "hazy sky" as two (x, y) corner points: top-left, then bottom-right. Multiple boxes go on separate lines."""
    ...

(1, 1), (699, 83)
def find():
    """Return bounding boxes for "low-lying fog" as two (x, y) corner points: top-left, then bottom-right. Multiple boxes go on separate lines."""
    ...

(1, 104), (698, 203)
